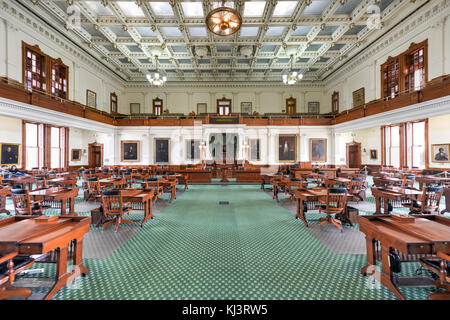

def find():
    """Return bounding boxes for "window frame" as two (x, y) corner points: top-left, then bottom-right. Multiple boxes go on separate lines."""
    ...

(22, 42), (69, 99)
(380, 40), (428, 99)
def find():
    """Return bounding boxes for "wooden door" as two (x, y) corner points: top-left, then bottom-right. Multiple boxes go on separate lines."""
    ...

(88, 143), (103, 168)
(346, 142), (361, 168)
(286, 97), (296, 114)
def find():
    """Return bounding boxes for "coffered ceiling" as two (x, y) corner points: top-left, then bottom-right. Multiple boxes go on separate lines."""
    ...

(19, 0), (423, 86)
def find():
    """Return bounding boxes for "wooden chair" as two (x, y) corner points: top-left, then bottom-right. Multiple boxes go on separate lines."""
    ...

(10, 189), (50, 215)
(318, 187), (348, 232)
(348, 177), (365, 202)
(419, 252), (450, 300)
(34, 177), (47, 189)
(142, 178), (165, 203)
(323, 178), (336, 188)
(100, 190), (133, 232)
(282, 178), (307, 201)
(0, 252), (35, 300)
(403, 186), (443, 214)
(85, 177), (101, 201)
(402, 175), (415, 188)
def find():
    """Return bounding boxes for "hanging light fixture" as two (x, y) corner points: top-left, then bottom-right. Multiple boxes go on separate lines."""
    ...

(281, 54), (303, 85)
(146, 56), (167, 87)
(206, 1), (242, 37)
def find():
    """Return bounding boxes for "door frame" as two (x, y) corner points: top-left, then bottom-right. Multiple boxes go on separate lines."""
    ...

(88, 142), (103, 168)
(346, 141), (361, 168)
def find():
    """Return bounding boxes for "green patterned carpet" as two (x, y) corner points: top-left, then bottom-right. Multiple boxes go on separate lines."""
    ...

(2, 177), (447, 300)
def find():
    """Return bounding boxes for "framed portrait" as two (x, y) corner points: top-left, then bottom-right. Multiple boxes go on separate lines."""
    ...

(155, 138), (170, 163)
(353, 87), (365, 108)
(310, 138), (327, 162)
(278, 135), (298, 163)
(241, 102), (252, 114)
(71, 149), (82, 161)
(249, 139), (260, 161)
(431, 144), (450, 163)
(121, 140), (140, 162)
(86, 90), (97, 108)
(186, 139), (200, 160)
(197, 103), (207, 114)
(370, 149), (378, 160)
(0, 143), (20, 166)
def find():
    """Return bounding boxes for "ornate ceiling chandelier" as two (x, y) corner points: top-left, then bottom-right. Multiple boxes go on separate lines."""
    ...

(206, 1), (242, 36)
(282, 55), (303, 85)
(146, 56), (167, 87)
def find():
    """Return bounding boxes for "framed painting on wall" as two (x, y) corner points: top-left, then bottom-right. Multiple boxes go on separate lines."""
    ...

(278, 135), (298, 163)
(249, 139), (260, 161)
(241, 102), (252, 114)
(155, 138), (170, 163)
(71, 149), (82, 161)
(431, 144), (450, 163)
(352, 87), (365, 108)
(186, 140), (200, 160)
(86, 90), (97, 108)
(197, 103), (207, 114)
(370, 149), (378, 160)
(0, 143), (20, 166)
(121, 140), (140, 162)
(310, 138), (327, 162)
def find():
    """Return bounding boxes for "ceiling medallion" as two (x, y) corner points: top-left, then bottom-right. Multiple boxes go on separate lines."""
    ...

(282, 55), (303, 85)
(205, 1), (242, 37)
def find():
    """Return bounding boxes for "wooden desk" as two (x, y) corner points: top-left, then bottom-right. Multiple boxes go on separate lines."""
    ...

(47, 178), (78, 189)
(99, 178), (125, 188)
(176, 170), (212, 183)
(29, 187), (79, 216)
(2, 176), (35, 190)
(371, 187), (422, 214)
(316, 168), (338, 179)
(359, 214), (450, 300)
(234, 170), (262, 183)
(0, 215), (91, 300)
(294, 188), (326, 227)
(0, 187), (11, 215)
(160, 179), (177, 202)
(416, 176), (450, 189)
(121, 189), (154, 227)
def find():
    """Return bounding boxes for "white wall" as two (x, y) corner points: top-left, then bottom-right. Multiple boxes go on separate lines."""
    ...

(0, 115), (22, 167)
(125, 87), (329, 116)
(429, 114), (450, 169)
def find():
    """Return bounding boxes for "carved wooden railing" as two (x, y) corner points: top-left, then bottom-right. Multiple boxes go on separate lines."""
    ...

(0, 75), (449, 127)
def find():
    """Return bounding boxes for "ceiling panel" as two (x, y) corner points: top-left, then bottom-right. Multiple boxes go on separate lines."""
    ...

(273, 1), (298, 17)
(116, 1), (145, 17)
(149, 2), (175, 17)
(26, 0), (416, 84)
(303, 0), (329, 16)
(243, 1), (267, 17)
